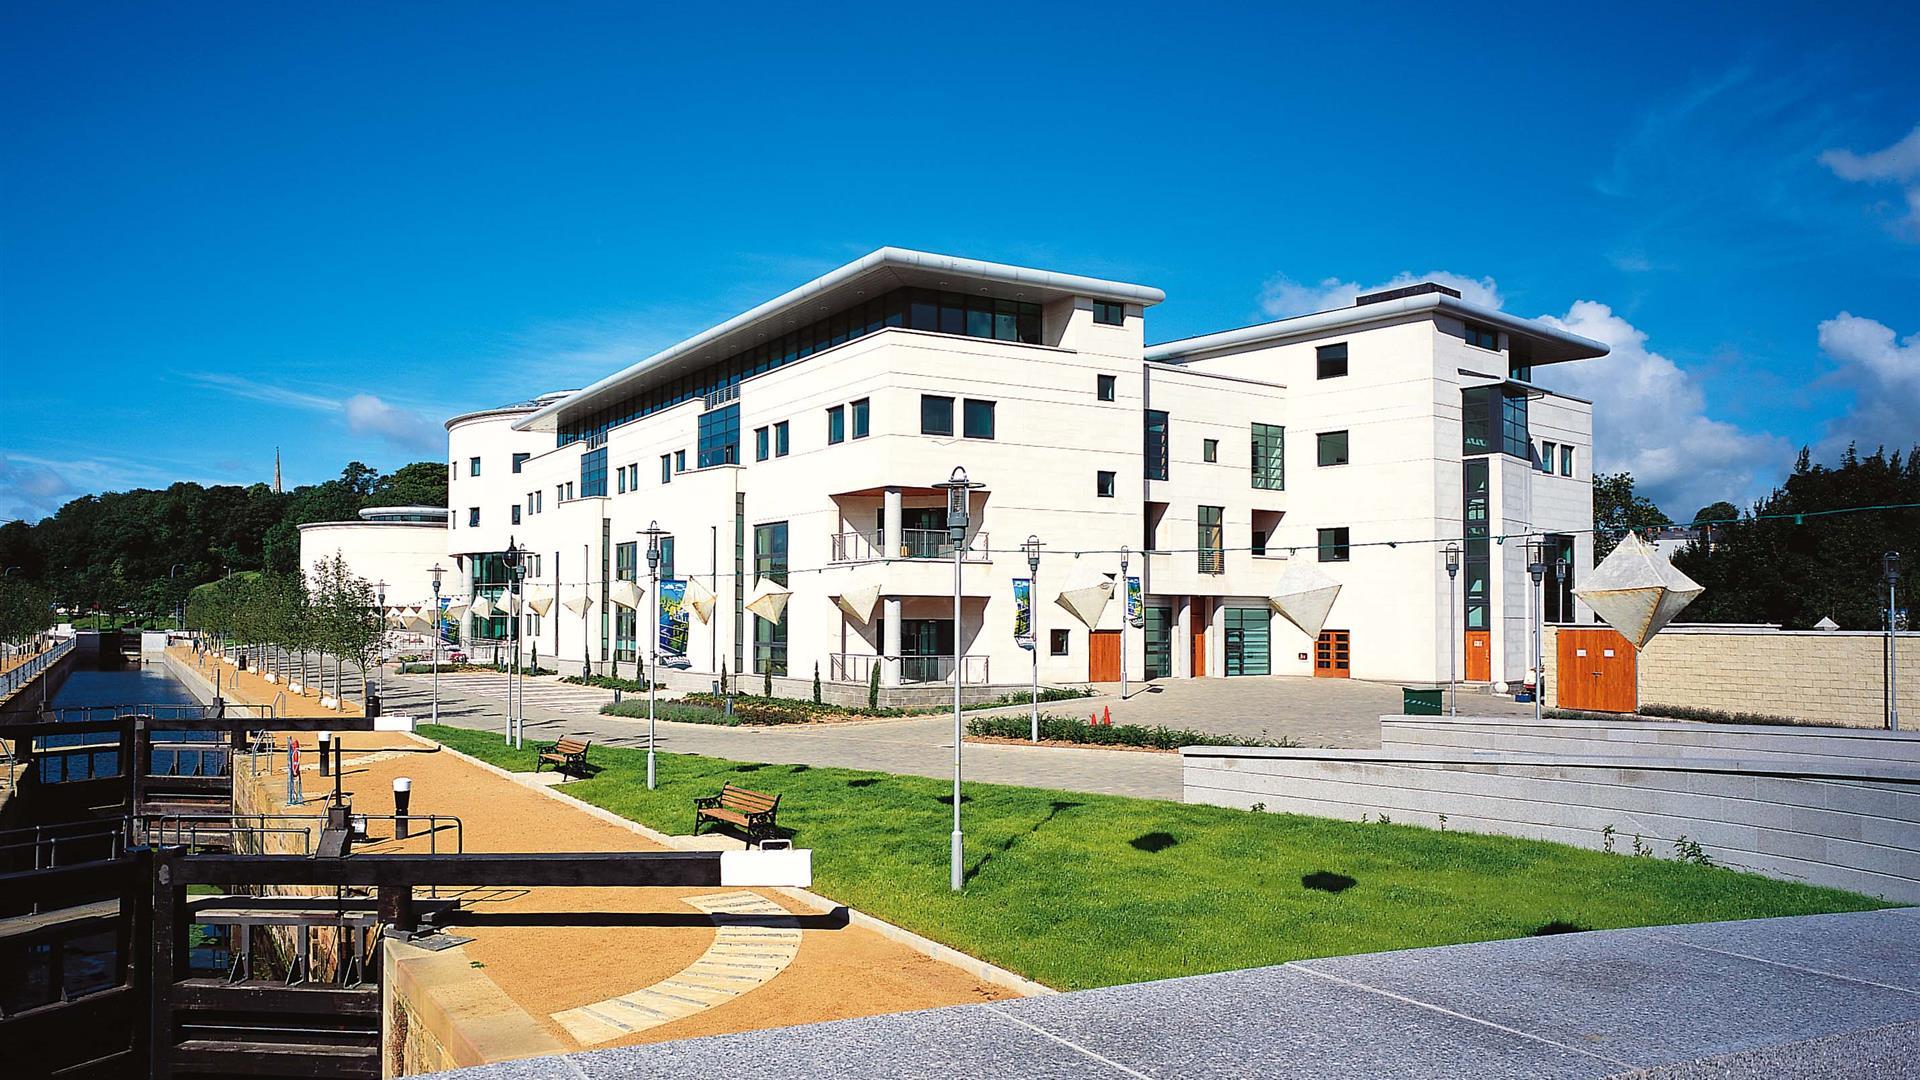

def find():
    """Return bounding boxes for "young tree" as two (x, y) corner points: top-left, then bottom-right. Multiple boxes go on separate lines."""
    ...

(1592, 472), (1672, 560)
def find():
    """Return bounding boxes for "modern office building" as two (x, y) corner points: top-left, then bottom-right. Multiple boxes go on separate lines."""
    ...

(441, 248), (1606, 700)
(298, 505), (451, 608)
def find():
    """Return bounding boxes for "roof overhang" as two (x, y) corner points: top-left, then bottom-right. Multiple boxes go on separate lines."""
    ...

(1145, 292), (1608, 368)
(515, 247), (1165, 433)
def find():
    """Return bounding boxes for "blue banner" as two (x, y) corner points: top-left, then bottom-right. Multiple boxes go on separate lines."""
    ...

(657, 579), (689, 657)
(1126, 575), (1142, 627)
(1013, 578), (1034, 649)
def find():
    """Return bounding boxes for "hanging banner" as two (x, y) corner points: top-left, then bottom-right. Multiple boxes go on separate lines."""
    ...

(657, 579), (690, 657)
(439, 597), (456, 643)
(1012, 578), (1034, 650)
(1126, 576), (1143, 628)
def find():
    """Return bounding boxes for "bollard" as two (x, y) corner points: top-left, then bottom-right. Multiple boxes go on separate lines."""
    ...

(394, 777), (412, 839)
(318, 731), (332, 776)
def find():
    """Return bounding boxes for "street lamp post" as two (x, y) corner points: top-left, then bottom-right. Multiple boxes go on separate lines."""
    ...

(1526, 536), (1546, 724)
(934, 465), (982, 892)
(429, 564), (444, 726)
(1549, 556), (1568, 717)
(503, 539), (525, 748)
(1119, 545), (1131, 700)
(1443, 543), (1461, 716)
(374, 580), (387, 701)
(642, 521), (667, 789)
(1888, 551), (1902, 731)
(1023, 535), (1041, 743)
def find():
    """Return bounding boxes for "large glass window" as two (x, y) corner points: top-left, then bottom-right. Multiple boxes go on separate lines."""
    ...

(580, 447), (608, 498)
(1144, 410), (1169, 481)
(963, 399), (995, 440)
(1143, 606), (1172, 680)
(512, 452), (529, 473)
(614, 542), (638, 661)
(1224, 608), (1271, 676)
(1317, 430), (1349, 467)
(1198, 505), (1224, 574)
(1316, 343), (1348, 379)
(697, 403), (740, 467)
(556, 286), (1042, 446)
(921, 395), (955, 436)
(1252, 423), (1284, 490)
(1464, 459), (1490, 630)
(1543, 534), (1575, 623)
(753, 522), (789, 676)
(1464, 322), (1499, 350)
(1462, 386), (1531, 459)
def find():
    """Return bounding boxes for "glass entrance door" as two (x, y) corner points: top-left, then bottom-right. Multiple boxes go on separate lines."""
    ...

(1224, 607), (1270, 676)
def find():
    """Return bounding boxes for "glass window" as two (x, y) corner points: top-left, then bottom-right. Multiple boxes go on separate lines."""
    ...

(1252, 423), (1285, 490)
(967, 306), (994, 338)
(469, 457), (482, 476)
(698, 404), (740, 467)
(1501, 391), (1530, 458)
(1093, 301), (1125, 326)
(1097, 374), (1117, 401)
(511, 504), (521, 524)
(851, 398), (869, 439)
(963, 399), (995, 439)
(1539, 440), (1556, 473)
(921, 395), (955, 436)
(753, 522), (789, 676)
(675, 449), (686, 472)
(1049, 629), (1070, 656)
(468, 507), (480, 527)
(775, 421), (790, 456)
(1097, 471), (1116, 498)
(1561, 445), (1574, 477)
(659, 536), (676, 581)
(1144, 410), (1169, 480)
(1252, 529), (1267, 556)
(661, 454), (671, 484)
(1462, 387), (1494, 456)
(1316, 343), (1348, 379)
(755, 426), (769, 462)
(1317, 527), (1350, 562)
(1203, 438), (1219, 463)
(1464, 322), (1499, 350)
(579, 446), (608, 497)
(1197, 506), (1224, 574)
(939, 299), (965, 336)
(1317, 430), (1349, 467)
(512, 452), (529, 473)
(827, 405), (845, 445)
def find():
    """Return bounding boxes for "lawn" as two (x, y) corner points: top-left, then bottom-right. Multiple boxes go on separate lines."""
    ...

(420, 724), (1894, 991)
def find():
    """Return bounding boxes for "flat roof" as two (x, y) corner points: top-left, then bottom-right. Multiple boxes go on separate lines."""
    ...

(1145, 290), (1608, 368)
(516, 247), (1166, 433)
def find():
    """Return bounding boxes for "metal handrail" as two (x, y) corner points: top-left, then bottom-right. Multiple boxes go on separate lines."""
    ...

(829, 653), (991, 685)
(0, 635), (74, 700)
(828, 529), (991, 563)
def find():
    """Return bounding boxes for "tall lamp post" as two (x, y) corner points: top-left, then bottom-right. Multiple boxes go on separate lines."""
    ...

(1443, 543), (1461, 716)
(503, 539), (525, 748)
(1022, 534), (1042, 742)
(642, 520), (667, 789)
(374, 580), (387, 701)
(1888, 551), (1902, 732)
(934, 465), (983, 892)
(1119, 545), (1131, 700)
(1526, 536), (1546, 723)
(429, 564), (444, 726)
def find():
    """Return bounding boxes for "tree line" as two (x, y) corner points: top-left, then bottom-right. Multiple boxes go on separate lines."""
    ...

(185, 553), (385, 703)
(0, 460), (445, 628)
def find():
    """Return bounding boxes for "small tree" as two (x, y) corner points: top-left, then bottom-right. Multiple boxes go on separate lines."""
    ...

(812, 661), (822, 704)
(763, 663), (772, 698)
(868, 662), (880, 710)
(719, 658), (728, 696)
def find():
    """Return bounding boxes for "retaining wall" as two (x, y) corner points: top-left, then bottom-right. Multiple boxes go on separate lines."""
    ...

(1182, 738), (1920, 902)
(1380, 714), (1920, 770)
(1544, 624), (1920, 727)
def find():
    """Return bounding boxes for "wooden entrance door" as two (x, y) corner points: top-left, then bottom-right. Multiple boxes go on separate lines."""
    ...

(1556, 628), (1636, 712)
(1189, 603), (1208, 677)
(1465, 630), (1491, 682)
(1089, 630), (1121, 682)
(1314, 630), (1350, 678)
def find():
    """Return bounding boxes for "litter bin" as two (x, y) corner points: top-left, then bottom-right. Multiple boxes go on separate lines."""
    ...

(1401, 687), (1443, 716)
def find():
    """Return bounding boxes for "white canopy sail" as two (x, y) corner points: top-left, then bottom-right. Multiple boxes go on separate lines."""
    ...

(468, 596), (498, 619)
(562, 592), (594, 618)
(1054, 566), (1115, 630)
(1574, 532), (1704, 649)
(1268, 564), (1343, 640)
(833, 577), (883, 623)
(685, 578), (717, 624)
(524, 586), (555, 617)
(403, 612), (436, 633)
(609, 579), (643, 610)
(746, 578), (792, 622)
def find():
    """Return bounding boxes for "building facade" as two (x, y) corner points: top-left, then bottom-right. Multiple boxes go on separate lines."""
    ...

(298, 505), (451, 608)
(441, 249), (1606, 698)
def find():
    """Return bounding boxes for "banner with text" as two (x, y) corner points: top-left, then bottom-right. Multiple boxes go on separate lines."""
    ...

(658, 579), (689, 657)
(1013, 578), (1034, 649)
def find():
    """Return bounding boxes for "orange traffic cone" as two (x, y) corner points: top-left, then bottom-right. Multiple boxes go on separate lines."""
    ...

(1090, 712), (1099, 727)
(1101, 706), (1112, 726)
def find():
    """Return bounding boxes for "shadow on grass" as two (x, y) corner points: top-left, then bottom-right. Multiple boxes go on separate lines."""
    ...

(845, 777), (881, 788)
(1302, 871), (1356, 894)
(1130, 831), (1178, 853)
(934, 793), (975, 806)
(965, 800), (1083, 884)
(1532, 920), (1591, 936)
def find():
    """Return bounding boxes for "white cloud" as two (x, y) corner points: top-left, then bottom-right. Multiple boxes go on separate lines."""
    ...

(1542, 301), (1790, 518)
(1819, 124), (1920, 239)
(1259, 270), (1503, 319)
(184, 372), (342, 412)
(344, 394), (443, 453)
(0, 454), (75, 523)
(1816, 312), (1920, 457)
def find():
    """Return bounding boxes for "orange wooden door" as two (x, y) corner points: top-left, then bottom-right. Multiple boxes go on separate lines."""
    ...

(1189, 604), (1208, 677)
(1314, 630), (1351, 677)
(1464, 630), (1491, 681)
(1089, 630), (1121, 682)
(1556, 628), (1636, 712)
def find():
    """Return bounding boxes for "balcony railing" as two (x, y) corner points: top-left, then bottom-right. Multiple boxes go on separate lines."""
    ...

(829, 529), (990, 563)
(1197, 548), (1225, 574)
(828, 653), (991, 685)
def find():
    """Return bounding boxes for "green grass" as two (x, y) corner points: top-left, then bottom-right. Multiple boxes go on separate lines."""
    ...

(420, 723), (1894, 991)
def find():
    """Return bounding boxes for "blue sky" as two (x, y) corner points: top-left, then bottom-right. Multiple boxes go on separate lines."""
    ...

(4, 2), (1918, 523)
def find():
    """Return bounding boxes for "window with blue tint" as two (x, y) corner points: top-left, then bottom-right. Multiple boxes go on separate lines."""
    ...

(1462, 387), (1530, 459)
(579, 447), (608, 498)
(698, 404), (740, 467)
(469, 457), (482, 476)
(1464, 322), (1499, 350)
(661, 454), (671, 484)
(851, 398), (869, 439)
(1252, 423), (1284, 490)
(753, 521), (789, 675)
(659, 536), (676, 581)
(1144, 411), (1169, 480)
(512, 452), (529, 473)
(921, 395), (954, 436)
(755, 426), (769, 461)
(827, 405), (845, 445)
(1093, 301), (1125, 326)
(1098, 374), (1117, 401)
(963, 399), (995, 440)
(1501, 391), (1529, 457)
(1316, 343), (1348, 379)
(675, 450), (686, 472)
(774, 421), (789, 456)
(468, 507), (480, 527)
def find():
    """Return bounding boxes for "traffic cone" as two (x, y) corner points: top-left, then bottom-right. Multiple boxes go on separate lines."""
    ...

(1090, 712), (1099, 727)
(1102, 706), (1113, 726)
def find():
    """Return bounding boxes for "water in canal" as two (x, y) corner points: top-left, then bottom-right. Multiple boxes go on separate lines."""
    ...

(44, 661), (222, 779)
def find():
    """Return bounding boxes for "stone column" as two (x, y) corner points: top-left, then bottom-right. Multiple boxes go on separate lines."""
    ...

(882, 486), (903, 559)
(882, 596), (903, 688)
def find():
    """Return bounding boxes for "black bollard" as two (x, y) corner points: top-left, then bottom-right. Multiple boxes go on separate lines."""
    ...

(394, 777), (412, 839)
(318, 731), (331, 777)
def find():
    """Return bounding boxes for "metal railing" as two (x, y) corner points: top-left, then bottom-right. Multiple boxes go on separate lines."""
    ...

(1, 635), (74, 699)
(829, 529), (991, 563)
(703, 382), (741, 410)
(829, 653), (991, 685)
(0, 819), (128, 869)
(138, 812), (319, 855)
(1197, 548), (1225, 574)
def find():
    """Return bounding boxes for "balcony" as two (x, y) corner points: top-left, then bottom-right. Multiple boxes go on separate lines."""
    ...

(829, 529), (990, 564)
(1197, 548), (1225, 575)
(828, 652), (991, 686)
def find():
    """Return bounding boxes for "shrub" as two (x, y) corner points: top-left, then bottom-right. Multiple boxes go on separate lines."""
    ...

(867, 663), (879, 710)
(813, 662), (822, 705)
(1545, 704), (1826, 728)
(680, 691), (916, 719)
(965, 713), (1298, 750)
(961, 686), (1095, 712)
(600, 700), (735, 725)
(563, 674), (664, 692)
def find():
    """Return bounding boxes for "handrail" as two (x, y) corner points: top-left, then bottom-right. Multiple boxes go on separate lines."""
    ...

(0, 635), (74, 700)
(828, 529), (991, 563)
(828, 652), (991, 686)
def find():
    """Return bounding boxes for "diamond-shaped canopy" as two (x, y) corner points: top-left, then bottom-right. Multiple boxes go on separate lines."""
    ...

(746, 578), (792, 623)
(561, 591), (593, 618)
(1574, 532), (1704, 649)
(523, 587), (554, 617)
(833, 576), (882, 623)
(1268, 564), (1342, 640)
(1054, 566), (1115, 630)
(443, 601), (469, 622)
(403, 612), (436, 633)
(609, 580), (643, 610)
(685, 578), (716, 625)
(468, 596), (498, 619)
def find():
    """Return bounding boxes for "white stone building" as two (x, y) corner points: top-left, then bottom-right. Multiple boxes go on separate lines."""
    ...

(297, 505), (451, 609)
(441, 249), (1607, 700)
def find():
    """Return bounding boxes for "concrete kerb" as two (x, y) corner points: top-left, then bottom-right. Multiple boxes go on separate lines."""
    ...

(411, 733), (1057, 1000)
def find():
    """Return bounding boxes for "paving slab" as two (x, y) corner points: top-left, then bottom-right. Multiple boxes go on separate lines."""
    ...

(1640, 906), (1920, 990)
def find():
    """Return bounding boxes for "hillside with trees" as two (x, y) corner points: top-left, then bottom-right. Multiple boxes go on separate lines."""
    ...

(0, 460), (444, 625)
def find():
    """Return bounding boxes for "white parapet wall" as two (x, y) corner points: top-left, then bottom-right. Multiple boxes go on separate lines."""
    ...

(1182, 732), (1920, 903)
(1380, 714), (1920, 770)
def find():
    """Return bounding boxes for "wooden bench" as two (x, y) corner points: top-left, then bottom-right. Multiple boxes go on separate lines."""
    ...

(692, 784), (781, 846)
(536, 736), (592, 778)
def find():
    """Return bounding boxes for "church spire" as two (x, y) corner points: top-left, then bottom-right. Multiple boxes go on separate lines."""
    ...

(274, 447), (283, 493)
